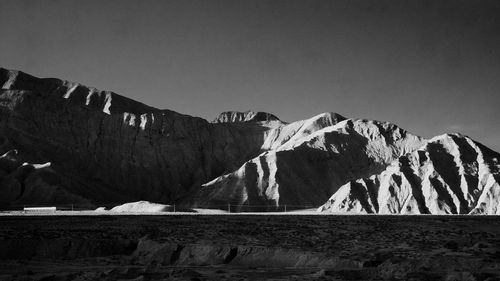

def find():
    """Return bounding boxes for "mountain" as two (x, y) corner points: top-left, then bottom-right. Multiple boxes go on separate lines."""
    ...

(194, 117), (425, 210)
(1, 67), (499, 214)
(318, 134), (500, 214)
(0, 68), (279, 208)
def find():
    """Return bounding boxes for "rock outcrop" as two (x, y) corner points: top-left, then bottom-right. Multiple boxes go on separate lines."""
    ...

(212, 110), (281, 124)
(318, 134), (500, 214)
(0, 149), (92, 208)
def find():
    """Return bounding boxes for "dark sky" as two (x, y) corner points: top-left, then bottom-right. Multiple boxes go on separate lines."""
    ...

(1, 0), (499, 151)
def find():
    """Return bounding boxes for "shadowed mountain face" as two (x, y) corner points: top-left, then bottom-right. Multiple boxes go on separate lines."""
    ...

(0, 68), (280, 208)
(1, 67), (499, 213)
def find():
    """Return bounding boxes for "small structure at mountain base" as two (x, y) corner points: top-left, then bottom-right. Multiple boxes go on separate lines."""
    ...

(23, 207), (57, 213)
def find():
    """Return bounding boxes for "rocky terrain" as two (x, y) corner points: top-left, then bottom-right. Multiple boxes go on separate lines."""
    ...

(196, 118), (425, 210)
(318, 134), (500, 214)
(1, 215), (500, 280)
(1, 67), (499, 214)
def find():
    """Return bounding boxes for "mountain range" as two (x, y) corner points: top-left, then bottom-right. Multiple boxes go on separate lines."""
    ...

(1, 67), (498, 214)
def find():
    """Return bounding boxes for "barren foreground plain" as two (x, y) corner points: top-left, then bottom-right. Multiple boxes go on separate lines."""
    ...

(0, 215), (499, 281)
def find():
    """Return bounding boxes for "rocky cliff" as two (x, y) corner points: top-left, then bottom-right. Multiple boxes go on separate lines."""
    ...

(1, 67), (499, 213)
(0, 68), (278, 208)
(318, 134), (500, 214)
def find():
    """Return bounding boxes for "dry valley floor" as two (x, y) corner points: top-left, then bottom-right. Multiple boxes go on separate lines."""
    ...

(0, 215), (499, 280)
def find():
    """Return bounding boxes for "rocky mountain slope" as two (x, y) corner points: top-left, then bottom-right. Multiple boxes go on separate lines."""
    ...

(1, 67), (498, 213)
(318, 134), (500, 214)
(194, 117), (425, 210)
(0, 68), (280, 208)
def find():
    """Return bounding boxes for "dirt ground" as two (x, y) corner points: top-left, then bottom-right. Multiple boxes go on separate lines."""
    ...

(0, 215), (499, 280)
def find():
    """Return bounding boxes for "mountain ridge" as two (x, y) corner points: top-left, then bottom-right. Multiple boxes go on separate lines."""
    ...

(194, 118), (426, 210)
(212, 110), (282, 124)
(1, 67), (498, 214)
(318, 133), (500, 214)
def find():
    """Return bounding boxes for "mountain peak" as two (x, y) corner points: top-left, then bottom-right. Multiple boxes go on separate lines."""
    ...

(212, 110), (281, 124)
